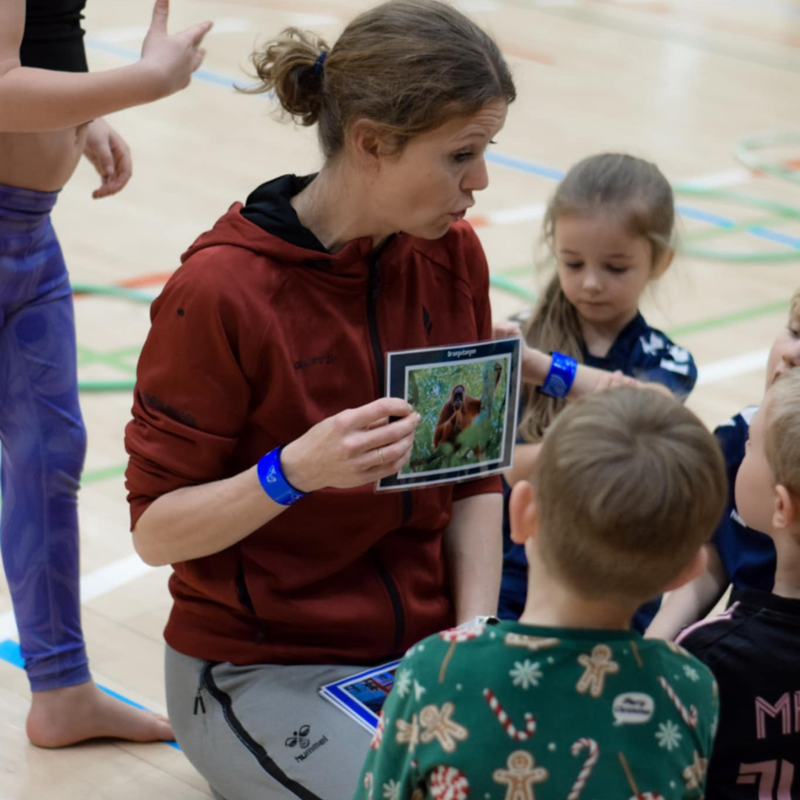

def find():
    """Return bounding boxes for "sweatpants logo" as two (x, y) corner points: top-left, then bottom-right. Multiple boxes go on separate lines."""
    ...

(285, 724), (330, 762)
(285, 724), (311, 749)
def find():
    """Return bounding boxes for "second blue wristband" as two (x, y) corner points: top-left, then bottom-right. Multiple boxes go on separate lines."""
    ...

(537, 351), (578, 399)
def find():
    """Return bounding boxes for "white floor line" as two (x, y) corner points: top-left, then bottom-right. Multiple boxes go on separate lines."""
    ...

(696, 347), (770, 386)
(0, 554), (157, 642)
(677, 168), (753, 190)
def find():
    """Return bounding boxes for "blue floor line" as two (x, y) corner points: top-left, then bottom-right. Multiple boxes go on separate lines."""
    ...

(85, 39), (800, 253)
(0, 639), (180, 750)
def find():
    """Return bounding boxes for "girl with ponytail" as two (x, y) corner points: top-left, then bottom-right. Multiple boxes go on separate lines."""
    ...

(498, 153), (698, 631)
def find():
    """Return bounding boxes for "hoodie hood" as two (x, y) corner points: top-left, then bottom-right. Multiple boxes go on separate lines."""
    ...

(180, 174), (382, 274)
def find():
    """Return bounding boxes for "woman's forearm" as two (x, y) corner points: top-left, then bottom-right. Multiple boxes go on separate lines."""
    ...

(0, 63), (162, 133)
(444, 493), (503, 623)
(132, 465), (288, 567)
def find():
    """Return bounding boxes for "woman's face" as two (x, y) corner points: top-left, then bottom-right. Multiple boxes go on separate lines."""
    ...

(370, 98), (507, 240)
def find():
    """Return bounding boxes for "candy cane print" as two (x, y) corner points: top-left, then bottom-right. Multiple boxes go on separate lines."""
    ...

(658, 676), (698, 728)
(364, 772), (374, 800)
(567, 738), (599, 800)
(483, 689), (537, 741)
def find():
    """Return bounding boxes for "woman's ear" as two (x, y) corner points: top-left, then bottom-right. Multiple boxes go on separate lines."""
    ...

(348, 119), (384, 169)
(653, 247), (675, 279)
(509, 480), (538, 545)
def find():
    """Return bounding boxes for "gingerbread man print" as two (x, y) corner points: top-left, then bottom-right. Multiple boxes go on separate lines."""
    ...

(576, 644), (620, 698)
(683, 750), (708, 791)
(419, 703), (468, 753)
(396, 713), (420, 754)
(493, 751), (549, 800)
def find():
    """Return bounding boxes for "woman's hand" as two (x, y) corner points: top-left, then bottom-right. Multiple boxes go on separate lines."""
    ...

(139, 0), (212, 100)
(281, 398), (421, 492)
(83, 119), (133, 198)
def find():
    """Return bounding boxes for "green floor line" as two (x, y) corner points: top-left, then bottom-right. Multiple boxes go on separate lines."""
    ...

(82, 463), (127, 485)
(666, 299), (790, 339)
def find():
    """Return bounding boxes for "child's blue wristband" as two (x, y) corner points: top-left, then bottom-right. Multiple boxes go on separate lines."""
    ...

(257, 447), (306, 506)
(537, 352), (578, 399)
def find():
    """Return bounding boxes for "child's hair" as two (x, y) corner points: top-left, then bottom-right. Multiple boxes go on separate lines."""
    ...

(532, 387), (726, 605)
(765, 368), (800, 500)
(791, 288), (800, 321)
(243, 0), (515, 158)
(519, 154), (675, 441)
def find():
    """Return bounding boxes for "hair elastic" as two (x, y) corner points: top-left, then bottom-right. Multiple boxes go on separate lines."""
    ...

(257, 447), (306, 506)
(537, 352), (578, 399)
(313, 51), (328, 78)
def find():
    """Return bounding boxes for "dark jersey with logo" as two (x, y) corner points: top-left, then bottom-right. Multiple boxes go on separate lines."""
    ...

(679, 590), (800, 799)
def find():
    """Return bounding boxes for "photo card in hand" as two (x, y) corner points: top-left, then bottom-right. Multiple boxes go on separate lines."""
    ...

(377, 337), (521, 491)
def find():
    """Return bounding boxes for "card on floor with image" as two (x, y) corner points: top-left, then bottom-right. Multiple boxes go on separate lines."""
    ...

(319, 661), (401, 733)
(377, 337), (521, 492)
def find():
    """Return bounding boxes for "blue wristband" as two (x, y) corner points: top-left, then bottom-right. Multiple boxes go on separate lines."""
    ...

(537, 351), (578, 399)
(257, 447), (306, 506)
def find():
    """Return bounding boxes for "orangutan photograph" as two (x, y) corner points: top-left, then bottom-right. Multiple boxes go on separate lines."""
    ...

(377, 338), (521, 491)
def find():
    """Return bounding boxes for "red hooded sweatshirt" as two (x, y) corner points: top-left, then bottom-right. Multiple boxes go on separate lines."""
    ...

(125, 175), (502, 667)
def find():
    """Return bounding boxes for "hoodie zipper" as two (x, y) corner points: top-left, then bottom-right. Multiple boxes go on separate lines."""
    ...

(366, 252), (409, 653)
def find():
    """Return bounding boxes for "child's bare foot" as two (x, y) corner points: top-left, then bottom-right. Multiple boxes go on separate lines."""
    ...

(26, 680), (174, 748)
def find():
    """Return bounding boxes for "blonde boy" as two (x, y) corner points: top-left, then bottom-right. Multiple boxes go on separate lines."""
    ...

(355, 387), (726, 800)
(648, 290), (800, 639)
(678, 368), (800, 799)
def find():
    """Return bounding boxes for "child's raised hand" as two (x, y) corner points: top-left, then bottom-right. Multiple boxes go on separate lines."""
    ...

(140, 0), (213, 100)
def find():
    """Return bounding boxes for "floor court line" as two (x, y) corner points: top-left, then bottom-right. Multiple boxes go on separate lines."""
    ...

(84, 39), (800, 251)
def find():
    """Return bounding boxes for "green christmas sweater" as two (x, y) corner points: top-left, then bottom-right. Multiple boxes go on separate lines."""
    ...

(354, 618), (718, 800)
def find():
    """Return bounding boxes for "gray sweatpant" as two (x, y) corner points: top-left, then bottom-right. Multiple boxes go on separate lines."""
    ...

(165, 645), (372, 800)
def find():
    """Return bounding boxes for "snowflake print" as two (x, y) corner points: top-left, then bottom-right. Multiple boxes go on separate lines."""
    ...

(683, 665), (700, 682)
(414, 680), (427, 701)
(383, 780), (401, 800)
(655, 721), (683, 752)
(509, 660), (543, 690)
(396, 669), (412, 698)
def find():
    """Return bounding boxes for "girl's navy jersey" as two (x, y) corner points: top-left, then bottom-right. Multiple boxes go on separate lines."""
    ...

(677, 590), (800, 800)
(500, 312), (698, 632)
(711, 406), (776, 593)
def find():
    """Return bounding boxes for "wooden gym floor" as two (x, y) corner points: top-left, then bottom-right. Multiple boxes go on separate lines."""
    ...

(0, 0), (798, 796)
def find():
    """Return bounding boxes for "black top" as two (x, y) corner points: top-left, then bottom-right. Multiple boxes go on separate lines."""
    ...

(678, 589), (800, 799)
(241, 174), (327, 253)
(20, 0), (88, 73)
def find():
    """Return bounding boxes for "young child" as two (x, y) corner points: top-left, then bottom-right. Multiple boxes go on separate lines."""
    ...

(355, 387), (726, 800)
(0, 0), (210, 747)
(677, 368), (800, 799)
(647, 289), (800, 640)
(499, 153), (697, 631)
